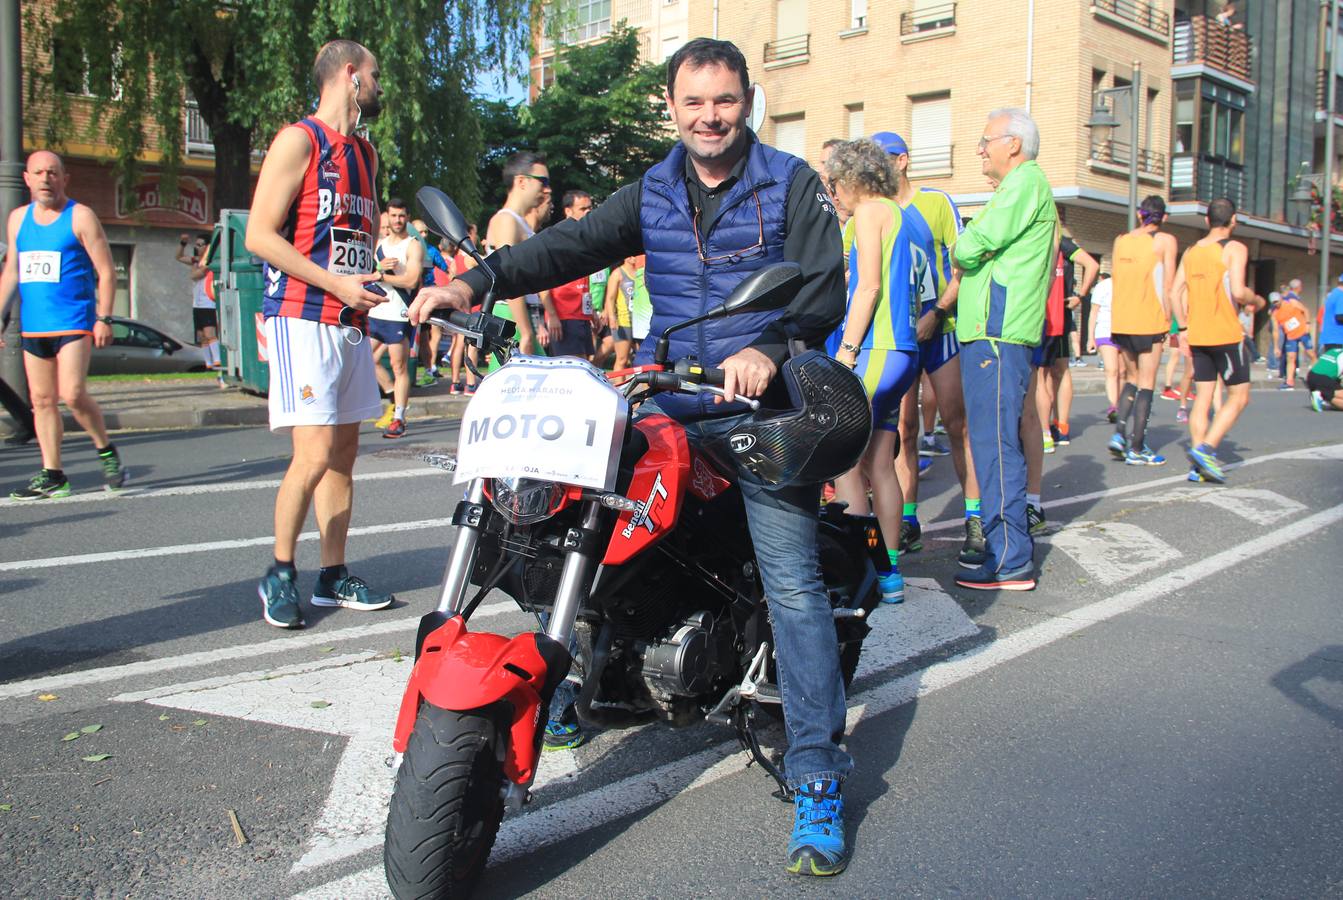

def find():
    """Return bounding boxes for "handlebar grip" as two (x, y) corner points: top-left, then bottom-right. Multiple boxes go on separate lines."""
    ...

(670, 358), (726, 386)
(700, 366), (725, 387)
(444, 310), (475, 330)
(646, 371), (683, 391)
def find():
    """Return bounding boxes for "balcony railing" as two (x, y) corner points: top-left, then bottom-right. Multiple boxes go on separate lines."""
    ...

(907, 144), (953, 177)
(1090, 140), (1167, 179)
(185, 102), (213, 156)
(763, 33), (810, 64)
(1091, 0), (1170, 37)
(900, 2), (956, 35)
(1172, 15), (1252, 82)
(1170, 154), (1245, 206)
(1318, 68), (1343, 116)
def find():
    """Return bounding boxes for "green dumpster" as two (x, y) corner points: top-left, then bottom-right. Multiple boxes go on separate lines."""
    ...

(209, 209), (269, 394)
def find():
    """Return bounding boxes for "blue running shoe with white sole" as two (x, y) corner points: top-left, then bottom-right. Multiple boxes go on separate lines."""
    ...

(1310, 390), (1325, 413)
(311, 571), (394, 611)
(542, 720), (587, 751)
(259, 567), (304, 629)
(1186, 444), (1226, 483)
(877, 569), (905, 604)
(1186, 467), (1207, 483)
(786, 778), (849, 876)
(1124, 446), (1166, 466)
(1107, 432), (1128, 460)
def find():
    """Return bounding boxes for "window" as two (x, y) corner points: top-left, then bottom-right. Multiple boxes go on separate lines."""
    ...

(1174, 82), (1194, 153)
(1145, 88), (1158, 151)
(847, 105), (865, 140)
(850, 0), (867, 29)
(540, 0), (612, 49)
(51, 40), (120, 98)
(1197, 82), (1246, 164)
(773, 116), (806, 160)
(532, 56), (558, 92)
(661, 35), (684, 60)
(909, 94), (952, 177)
(776, 0), (808, 40)
(110, 245), (133, 318)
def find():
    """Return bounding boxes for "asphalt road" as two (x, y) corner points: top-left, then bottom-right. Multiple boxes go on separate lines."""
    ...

(1, 388), (1340, 899)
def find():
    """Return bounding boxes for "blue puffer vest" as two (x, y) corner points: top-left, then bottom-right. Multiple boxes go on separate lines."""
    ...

(635, 138), (804, 417)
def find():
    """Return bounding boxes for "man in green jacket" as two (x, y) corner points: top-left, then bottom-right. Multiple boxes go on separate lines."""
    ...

(953, 107), (1059, 592)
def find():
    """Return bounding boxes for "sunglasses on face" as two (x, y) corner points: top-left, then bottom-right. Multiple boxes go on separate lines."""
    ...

(520, 173), (551, 188)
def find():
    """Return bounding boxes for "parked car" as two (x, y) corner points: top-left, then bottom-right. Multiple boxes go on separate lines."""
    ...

(89, 317), (212, 376)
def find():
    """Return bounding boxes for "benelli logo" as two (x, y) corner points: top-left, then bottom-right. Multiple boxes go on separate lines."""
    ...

(730, 434), (757, 454)
(621, 473), (668, 539)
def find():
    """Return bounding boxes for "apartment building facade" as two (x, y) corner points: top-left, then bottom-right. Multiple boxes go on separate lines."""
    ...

(532, 0), (1340, 311)
(531, 0), (693, 96)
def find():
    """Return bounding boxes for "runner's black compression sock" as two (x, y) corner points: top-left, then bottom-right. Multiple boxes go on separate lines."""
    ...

(1132, 388), (1154, 449)
(1116, 383), (1137, 435)
(271, 560), (297, 579)
(318, 564), (348, 584)
(44, 468), (65, 482)
(96, 443), (116, 456)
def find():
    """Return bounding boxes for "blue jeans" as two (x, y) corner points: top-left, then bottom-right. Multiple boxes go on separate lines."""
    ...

(960, 339), (1034, 572)
(643, 400), (853, 789)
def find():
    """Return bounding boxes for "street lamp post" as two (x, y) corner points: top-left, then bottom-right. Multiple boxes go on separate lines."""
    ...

(1086, 59), (1143, 231)
(0, 0), (26, 396)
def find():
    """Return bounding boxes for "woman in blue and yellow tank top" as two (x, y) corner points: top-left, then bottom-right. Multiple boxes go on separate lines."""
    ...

(823, 139), (922, 603)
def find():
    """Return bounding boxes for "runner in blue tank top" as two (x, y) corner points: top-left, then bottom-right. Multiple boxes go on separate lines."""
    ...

(0, 150), (126, 499)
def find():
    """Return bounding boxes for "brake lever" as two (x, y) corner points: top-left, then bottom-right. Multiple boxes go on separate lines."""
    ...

(683, 381), (761, 411)
(426, 316), (483, 345)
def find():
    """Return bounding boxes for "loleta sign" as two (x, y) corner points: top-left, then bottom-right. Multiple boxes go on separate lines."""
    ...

(115, 174), (210, 224)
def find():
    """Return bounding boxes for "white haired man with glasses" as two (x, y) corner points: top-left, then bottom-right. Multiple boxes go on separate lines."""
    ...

(951, 108), (1059, 592)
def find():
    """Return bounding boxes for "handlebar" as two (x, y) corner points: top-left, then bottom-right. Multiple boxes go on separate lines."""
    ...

(427, 310), (516, 352)
(629, 360), (758, 410)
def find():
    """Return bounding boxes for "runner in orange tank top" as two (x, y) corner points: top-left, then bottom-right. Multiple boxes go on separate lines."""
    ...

(1106, 195), (1178, 466)
(1170, 198), (1265, 483)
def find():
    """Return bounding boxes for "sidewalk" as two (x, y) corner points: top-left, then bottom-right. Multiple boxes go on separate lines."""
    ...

(0, 358), (1296, 437)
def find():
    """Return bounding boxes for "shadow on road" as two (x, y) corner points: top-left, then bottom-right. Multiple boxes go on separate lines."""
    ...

(1270, 646), (1343, 731)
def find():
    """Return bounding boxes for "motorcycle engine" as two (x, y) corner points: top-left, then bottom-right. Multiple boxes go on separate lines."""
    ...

(630, 610), (730, 698)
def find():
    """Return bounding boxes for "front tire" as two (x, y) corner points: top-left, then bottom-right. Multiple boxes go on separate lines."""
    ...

(384, 703), (507, 899)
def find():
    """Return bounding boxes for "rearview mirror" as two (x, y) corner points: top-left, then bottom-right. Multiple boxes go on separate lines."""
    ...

(416, 187), (475, 256)
(719, 262), (802, 316)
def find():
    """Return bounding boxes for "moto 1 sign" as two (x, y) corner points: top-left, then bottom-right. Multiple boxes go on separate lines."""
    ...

(455, 356), (629, 491)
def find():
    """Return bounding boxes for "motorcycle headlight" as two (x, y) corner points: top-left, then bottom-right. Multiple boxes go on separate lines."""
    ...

(489, 477), (565, 525)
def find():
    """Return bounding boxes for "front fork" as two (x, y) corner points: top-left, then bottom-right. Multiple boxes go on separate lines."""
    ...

(417, 481), (603, 809)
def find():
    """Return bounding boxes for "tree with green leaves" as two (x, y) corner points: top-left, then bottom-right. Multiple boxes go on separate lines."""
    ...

(475, 24), (675, 218)
(24, 0), (530, 224)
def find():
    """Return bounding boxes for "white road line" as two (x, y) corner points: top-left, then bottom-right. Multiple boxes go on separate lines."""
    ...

(0, 518), (455, 572)
(1125, 487), (1309, 526)
(1040, 521), (1181, 586)
(0, 599), (519, 701)
(6, 441), (1339, 700)
(292, 501), (1343, 900)
(0, 465), (439, 508)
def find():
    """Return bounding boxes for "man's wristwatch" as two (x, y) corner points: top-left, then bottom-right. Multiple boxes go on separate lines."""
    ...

(97, 315), (114, 325)
(933, 306), (950, 322)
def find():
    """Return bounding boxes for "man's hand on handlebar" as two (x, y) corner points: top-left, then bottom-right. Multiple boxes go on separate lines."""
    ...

(718, 347), (776, 404)
(409, 280), (474, 326)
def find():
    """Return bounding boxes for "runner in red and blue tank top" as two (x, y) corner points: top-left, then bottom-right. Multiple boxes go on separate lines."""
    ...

(245, 40), (477, 630)
(262, 116), (379, 328)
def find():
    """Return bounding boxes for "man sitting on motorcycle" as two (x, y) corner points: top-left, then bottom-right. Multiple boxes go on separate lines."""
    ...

(411, 37), (852, 877)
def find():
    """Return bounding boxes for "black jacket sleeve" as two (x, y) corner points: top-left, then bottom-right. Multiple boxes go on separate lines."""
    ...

(747, 167), (846, 366)
(459, 183), (645, 302)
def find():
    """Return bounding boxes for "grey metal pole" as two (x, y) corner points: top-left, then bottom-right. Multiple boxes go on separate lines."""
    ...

(1322, 0), (1339, 309)
(1129, 60), (1141, 231)
(0, 0), (27, 398)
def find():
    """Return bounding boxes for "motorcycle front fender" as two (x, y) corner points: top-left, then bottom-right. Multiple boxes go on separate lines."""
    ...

(392, 616), (572, 785)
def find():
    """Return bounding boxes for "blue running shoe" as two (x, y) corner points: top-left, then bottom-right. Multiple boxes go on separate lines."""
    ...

(877, 569), (905, 604)
(1107, 432), (1128, 460)
(258, 567), (304, 629)
(1186, 444), (1226, 483)
(917, 456), (933, 477)
(1310, 390), (1325, 413)
(1124, 446), (1166, 466)
(786, 778), (849, 876)
(1186, 467), (1207, 483)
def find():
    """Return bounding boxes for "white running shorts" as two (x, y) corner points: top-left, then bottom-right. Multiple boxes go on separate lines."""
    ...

(266, 315), (381, 431)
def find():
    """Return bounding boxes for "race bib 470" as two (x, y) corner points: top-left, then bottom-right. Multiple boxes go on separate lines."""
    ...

(19, 250), (61, 284)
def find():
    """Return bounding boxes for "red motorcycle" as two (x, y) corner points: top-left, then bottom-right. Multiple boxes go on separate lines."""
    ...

(383, 189), (883, 899)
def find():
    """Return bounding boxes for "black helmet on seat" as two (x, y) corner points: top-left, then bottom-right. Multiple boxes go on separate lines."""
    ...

(716, 350), (871, 487)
